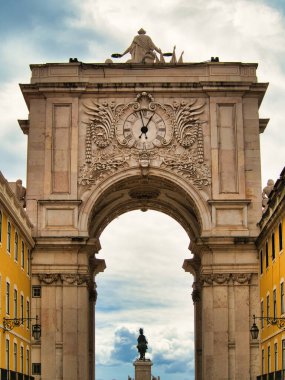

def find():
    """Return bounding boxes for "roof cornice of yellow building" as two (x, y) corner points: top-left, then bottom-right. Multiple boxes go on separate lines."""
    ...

(0, 171), (34, 247)
(256, 166), (285, 247)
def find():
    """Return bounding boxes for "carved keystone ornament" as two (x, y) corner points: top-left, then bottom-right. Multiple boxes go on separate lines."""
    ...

(79, 92), (211, 189)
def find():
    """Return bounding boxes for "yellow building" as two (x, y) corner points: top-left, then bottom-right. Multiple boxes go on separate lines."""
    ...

(256, 167), (285, 379)
(0, 172), (34, 379)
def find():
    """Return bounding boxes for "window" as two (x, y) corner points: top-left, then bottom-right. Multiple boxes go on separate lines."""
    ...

(274, 342), (278, 371)
(6, 281), (10, 314)
(281, 282), (285, 315)
(27, 300), (30, 329)
(266, 241), (269, 268)
(6, 339), (10, 371)
(268, 346), (271, 373)
(20, 346), (24, 373)
(27, 249), (31, 275)
(26, 349), (30, 375)
(272, 233), (276, 260)
(0, 210), (2, 243)
(32, 286), (41, 298)
(282, 340), (285, 370)
(20, 294), (24, 323)
(266, 294), (270, 322)
(260, 250), (263, 274)
(7, 221), (11, 252)
(262, 349), (265, 374)
(273, 289), (277, 319)
(15, 232), (18, 261)
(14, 289), (18, 318)
(261, 300), (264, 328)
(280, 222), (283, 252)
(14, 342), (17, 372)
(32, 363), (41, 375)
(21, 241), (25, 269)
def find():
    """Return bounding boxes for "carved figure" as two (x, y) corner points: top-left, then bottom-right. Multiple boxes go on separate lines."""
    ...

(137, 328), (148, 360)
(121, 29), (162, 63)
(16, 179), (26, 208)
(262, 179), (275, 208)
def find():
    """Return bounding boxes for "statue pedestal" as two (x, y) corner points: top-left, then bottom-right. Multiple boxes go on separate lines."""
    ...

(133, 359), (153, 380)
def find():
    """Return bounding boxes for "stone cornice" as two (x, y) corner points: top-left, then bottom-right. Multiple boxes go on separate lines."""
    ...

(0, 171), (34, 247)
(33, 236), (101, 253)
(257, 167), (285, 247)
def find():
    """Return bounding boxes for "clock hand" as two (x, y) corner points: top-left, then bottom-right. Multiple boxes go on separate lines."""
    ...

(145, 112), (155, 128)
(139, 112), (155, 139)
(139, 110), (145, 127)
(139, 110), (148, 139)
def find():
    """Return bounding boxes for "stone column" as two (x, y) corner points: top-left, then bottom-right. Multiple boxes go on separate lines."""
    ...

(88, 284), (96, 380)
(134, 360), (153, 380)
(200, 270), (259, 380)
(183, 246), (202, 380)
(32, 239), (105, 380)
(192, 281), (202, 380)
(184, 241), (259, 380)
(89, 257), (106, 380)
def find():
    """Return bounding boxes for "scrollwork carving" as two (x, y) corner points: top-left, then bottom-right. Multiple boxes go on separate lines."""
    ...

(83, 101), (117, 151)
(78, 144), (128, 186)
(79, 93), (211, 190)
(172, 99), (205, 154)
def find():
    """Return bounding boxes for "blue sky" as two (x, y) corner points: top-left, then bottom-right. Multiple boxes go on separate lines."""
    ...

(1, 1), (285, 379)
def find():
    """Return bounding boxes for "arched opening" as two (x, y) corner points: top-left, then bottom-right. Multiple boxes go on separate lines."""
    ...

(79, 171), (210, 379)
(95, 210), (195, 380)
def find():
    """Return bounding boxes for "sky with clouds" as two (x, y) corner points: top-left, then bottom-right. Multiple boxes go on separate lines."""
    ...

(1, 0), (285, 379)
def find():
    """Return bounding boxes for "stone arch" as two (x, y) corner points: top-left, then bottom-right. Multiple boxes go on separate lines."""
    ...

(79, 167), (212, 242)
(21, 60), (267, 380)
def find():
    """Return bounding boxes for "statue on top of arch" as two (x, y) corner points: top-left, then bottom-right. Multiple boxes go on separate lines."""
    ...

(111, 28), (183, 64)
(121, 28), (162, 63)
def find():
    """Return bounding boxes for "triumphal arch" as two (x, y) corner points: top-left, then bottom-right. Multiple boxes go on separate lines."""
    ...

(20, 31), (268, 379)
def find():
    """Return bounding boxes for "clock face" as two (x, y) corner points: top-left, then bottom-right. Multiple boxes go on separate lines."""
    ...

(117, 108), (172, 149)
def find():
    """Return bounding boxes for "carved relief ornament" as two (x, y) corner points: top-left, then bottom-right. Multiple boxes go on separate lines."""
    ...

(200, 273), (253, 286)
(38, 273), (90, 285)
(79, 92), (211, 189)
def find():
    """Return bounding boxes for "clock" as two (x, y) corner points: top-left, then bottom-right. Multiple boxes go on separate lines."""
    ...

(116, 108), (172, 149)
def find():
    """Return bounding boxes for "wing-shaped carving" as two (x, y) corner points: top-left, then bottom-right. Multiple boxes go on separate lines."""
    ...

(84, 101), (115, 149)
(174, 100), (205, 150)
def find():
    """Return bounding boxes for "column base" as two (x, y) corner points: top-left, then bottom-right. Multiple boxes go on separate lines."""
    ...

(133, 359), (153, 380)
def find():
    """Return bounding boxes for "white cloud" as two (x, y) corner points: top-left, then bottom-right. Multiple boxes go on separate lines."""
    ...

(95, 211), (194, 371)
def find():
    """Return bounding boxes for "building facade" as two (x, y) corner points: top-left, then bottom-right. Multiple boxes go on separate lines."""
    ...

(0, 172), (34, 379)
(257, 167), (285, 379)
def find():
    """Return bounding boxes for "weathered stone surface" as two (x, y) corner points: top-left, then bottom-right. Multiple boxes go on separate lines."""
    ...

(21, 60), (267, 380)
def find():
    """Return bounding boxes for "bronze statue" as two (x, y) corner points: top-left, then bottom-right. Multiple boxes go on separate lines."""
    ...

(137, 328), (148, 360)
